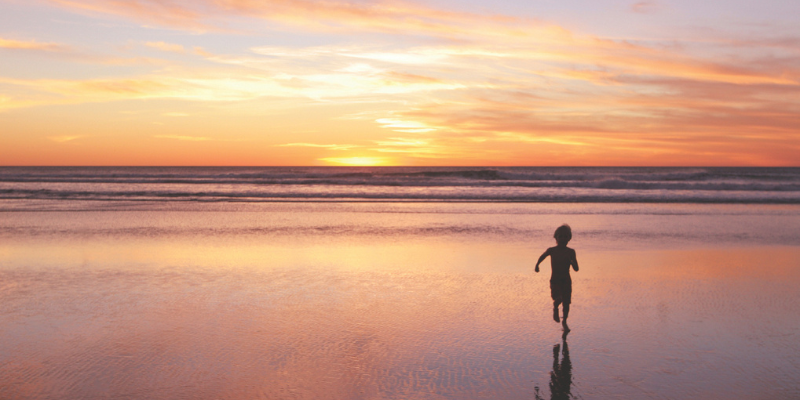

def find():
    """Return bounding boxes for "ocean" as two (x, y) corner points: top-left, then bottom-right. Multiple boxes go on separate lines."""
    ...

(1, 166), (799, 399)
(1, 166), (799, 205)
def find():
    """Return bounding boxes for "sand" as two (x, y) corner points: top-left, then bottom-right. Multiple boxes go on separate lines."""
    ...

(1, 202), (799, 399)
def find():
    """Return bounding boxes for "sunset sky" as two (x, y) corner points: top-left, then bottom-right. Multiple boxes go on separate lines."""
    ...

(1, 0), (798, 166)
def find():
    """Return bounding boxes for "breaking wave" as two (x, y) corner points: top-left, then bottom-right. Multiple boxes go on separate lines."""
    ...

(1, 167), (798, 203)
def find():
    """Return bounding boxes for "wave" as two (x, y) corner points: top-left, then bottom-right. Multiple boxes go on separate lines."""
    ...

(2, 167), (799, 203)
(1, 187), (798, 203)
(1, 178), (799, 192)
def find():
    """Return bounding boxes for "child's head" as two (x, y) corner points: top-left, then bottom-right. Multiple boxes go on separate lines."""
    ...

(554, 224), (572, 245)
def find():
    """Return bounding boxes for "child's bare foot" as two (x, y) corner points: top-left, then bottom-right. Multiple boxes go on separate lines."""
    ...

(562, 320), (570, 332)
(553, 307), (560, 323)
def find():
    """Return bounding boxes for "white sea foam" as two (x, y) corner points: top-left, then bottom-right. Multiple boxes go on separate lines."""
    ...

(1, 167), (799, 204)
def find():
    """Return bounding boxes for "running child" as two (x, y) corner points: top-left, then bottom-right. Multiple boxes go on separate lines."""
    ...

(535, 224), (580, 332)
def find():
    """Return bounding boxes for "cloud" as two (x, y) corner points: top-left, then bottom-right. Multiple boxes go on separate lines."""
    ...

(5, 0), (797, 165)
(431, 42), (799, 86)
(47, 0), (209, 30)
(1, 75), (284, 103)
(144, 41), (211, 57)
(381, 71), (441, 84)
(47, 135), (85, 142)
(277, 143), (358, 150)
(1, 36), (167, 67)
(0, 50), (469, 107)
(375, 73), (800, 165)
(146, 41), (186, 53)
(376, 118), (436, 133)
(0, 37), (68, 52)
(0, 95), (42, 112)
(42, 1), (800, 89)
(369, 137), (455, 158)
(247, 41), (799, 89)
(343, 51), (449, 65)
(45, 0), (544, 38)
(631, 1), (659, 14)
(318, 156), (394, 166)
(153, 135), (212, 141)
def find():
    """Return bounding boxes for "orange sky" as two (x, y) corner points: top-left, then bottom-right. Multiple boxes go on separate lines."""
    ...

(1, 0), (798, 166)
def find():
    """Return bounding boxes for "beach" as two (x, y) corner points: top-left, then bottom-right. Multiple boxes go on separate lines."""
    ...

(4, 0), (800, 393)
(1, 198), (799, 399)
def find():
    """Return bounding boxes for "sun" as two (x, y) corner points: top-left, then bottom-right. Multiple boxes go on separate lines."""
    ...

(319, 157), (394, 166)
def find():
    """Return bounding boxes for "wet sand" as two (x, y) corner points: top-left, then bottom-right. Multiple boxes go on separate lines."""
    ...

(1, 203), (799, 399)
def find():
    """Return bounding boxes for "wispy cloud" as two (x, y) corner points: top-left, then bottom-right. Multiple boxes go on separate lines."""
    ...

(376, 118), (436, 133)
(47, 0), (209, 31)
(318, 156), (395, 166)
(46, 0), (528, 37)
(145, 41), (185, 53)
(0, 37), (68, 52)
(631, 1), (659, 14)
(153, 135), (212, 141)
(0, 52), (466, 105)
(2, 0), (797, 165)
(145, 41), (210, 56)
(369, 137), (455, 158)
(47, 135), (85, 142)
(1, 75), (284, 103)
(277, 143), (358, 150)
(1, 36), (167, 67)
(378, 73), (800, 165)
(40, 0), (794, 91)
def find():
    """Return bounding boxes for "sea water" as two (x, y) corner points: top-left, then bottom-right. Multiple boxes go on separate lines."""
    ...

(1, 166), (799, 205)
(1, 167), (799, 399)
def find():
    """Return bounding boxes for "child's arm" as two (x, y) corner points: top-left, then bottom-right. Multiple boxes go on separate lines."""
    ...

(571, 249), (579, 272)
(534, 249), (550, 273)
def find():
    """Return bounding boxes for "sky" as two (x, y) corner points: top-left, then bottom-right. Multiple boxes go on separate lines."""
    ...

(1, 0), (798, 166)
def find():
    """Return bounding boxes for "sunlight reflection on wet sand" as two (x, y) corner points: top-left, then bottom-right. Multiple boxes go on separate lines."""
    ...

(1, 204), (799, 399)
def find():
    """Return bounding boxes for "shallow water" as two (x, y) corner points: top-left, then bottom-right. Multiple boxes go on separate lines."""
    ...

(1, 202), (799, 399)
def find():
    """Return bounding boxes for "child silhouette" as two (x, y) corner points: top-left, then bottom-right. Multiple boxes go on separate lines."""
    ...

(535, 224), (579, 332)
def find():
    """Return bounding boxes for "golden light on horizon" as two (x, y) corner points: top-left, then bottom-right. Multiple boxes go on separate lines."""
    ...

(320, 157), (395, 166)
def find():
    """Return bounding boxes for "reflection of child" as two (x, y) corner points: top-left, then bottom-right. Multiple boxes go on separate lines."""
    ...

(550, 340), (573, 399)
(535, 224), (580, 331)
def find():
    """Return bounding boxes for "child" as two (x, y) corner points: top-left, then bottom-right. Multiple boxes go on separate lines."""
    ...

(535, 224), (579, 332)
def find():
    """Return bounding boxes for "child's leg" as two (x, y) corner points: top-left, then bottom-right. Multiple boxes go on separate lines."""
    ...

(553, 300), (561, 323)
(550, 281), (562, 323)
(561, 282), (572, 328)
(561, 302), (570, 331)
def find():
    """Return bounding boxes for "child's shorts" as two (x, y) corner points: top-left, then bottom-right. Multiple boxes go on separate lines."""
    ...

(550, 280), (572, 304)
